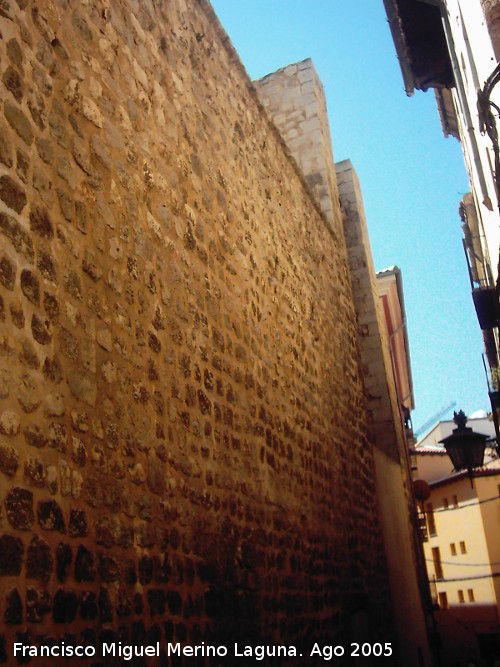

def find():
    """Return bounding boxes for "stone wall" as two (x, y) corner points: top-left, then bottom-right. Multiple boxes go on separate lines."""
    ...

(254, 60), (342, 237)
(336, 161), (403, 462)
(255, 63), (431, 663)
(336, 160), (432, 667)
(0, 0), (393, 663)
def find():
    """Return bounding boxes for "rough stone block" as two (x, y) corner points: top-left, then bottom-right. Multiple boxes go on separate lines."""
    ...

(29, 205), (53, 239)
(4, 102), (33, 145)
(0, 254), (16, 291)
(37, 500), (66, 532)
(0, 535), (24, 576)
(6, 487), (33, 529)
(26, 536), (53, 582)
(20, 269), (40, 305)
(26, 588), (51, 623)
(0, 175), (27, 213)
(4, 589), (23, 625)
(0, 445), (19, 477)
(52, 589), (78, 623)
(55, 543), (72, 583)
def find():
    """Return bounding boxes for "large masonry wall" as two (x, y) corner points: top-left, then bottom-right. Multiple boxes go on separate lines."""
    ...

(0, 0), (392, 662)
(256, 67), (431, 666)
(336, 161), (402, 462)
(254, 60), (342, 237)
(336, 161), (432, 667)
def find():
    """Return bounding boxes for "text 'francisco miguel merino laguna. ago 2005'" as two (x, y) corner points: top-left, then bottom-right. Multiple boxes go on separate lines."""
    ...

(13, 641), (394, 661)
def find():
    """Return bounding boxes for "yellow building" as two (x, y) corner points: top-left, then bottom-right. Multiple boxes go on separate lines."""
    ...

(413, 418), (500, 665)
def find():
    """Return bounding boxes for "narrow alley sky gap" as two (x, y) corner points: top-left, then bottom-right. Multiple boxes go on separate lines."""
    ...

(210, 0), (490, 431)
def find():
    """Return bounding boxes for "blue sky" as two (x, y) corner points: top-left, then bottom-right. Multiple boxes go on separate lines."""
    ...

(210, 0), (490, 431)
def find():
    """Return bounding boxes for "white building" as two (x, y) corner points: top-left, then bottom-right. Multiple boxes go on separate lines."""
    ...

(384, 0), (500, 420)
(437, 1), (500, 287)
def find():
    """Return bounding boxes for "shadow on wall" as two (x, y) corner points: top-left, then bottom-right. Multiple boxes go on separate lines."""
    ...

(435, 602), (500, 667)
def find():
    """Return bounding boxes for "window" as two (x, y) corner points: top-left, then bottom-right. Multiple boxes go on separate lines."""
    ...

(452, 495), (458, 507)
(450, 543), (457, 556)
(460, 541), (467, 554)
(443, 497), (449, 509)
(458, 590), (465, 604)
(432, 547), (443, 580)
(426, 503), (437, 537)
(468, 589), (475, 602)
(438, 592), (449, 610)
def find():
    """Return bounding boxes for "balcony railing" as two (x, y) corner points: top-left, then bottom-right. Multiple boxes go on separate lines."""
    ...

(463, 239), (499, 329)
(482, 354), (500, 444)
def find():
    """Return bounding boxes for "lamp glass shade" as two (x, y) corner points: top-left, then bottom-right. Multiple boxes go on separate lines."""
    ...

(439, 411), (490, 475)
(443, 437), (487, 471)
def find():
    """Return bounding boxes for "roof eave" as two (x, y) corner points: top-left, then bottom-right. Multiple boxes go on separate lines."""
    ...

(383, 0), (416, 96)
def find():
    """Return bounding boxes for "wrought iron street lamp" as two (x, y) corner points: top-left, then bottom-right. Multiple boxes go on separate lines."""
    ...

(439, 410), (489, 485)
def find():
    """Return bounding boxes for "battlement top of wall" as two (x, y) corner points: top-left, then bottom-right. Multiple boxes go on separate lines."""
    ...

(254, 58), (319, 85)
(335, 158), (355, 174)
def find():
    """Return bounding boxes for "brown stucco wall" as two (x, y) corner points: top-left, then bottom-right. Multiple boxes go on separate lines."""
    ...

(0, 0), (394, 663)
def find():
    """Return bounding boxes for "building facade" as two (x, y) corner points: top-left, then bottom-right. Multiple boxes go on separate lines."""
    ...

(384, 0), (500, 431)
(377, 266), (415, 433)
(414, 418), (500, 665)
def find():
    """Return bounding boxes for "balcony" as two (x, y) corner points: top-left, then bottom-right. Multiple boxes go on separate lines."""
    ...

(483, 355), (500, 443)
(472, 285), (499, 329)
(463, 238), (499, 330)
